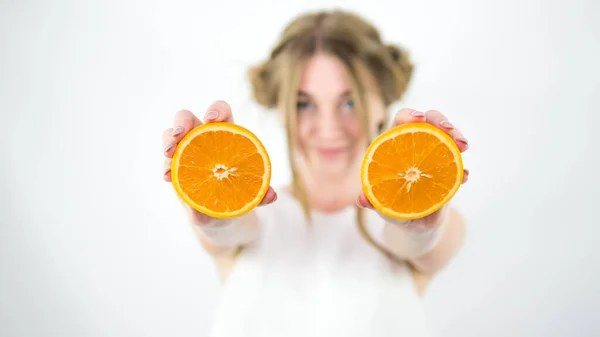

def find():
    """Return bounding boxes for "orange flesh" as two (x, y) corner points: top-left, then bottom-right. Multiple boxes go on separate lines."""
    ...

(362, 123), (463, 219)
(172, 123), (271, 218)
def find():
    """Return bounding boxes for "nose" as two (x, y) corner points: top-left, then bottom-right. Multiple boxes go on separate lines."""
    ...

(315, 108), (344, 140)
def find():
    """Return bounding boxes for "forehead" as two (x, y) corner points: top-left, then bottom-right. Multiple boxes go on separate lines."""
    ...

(299, 53), (350, 97)
(298, 53), (377, 98)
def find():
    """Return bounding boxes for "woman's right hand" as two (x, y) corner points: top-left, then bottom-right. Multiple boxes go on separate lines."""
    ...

(161, 100), (278, 226)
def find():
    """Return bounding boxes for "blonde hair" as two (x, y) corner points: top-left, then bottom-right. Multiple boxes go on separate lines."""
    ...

(248, 10), (414, 262)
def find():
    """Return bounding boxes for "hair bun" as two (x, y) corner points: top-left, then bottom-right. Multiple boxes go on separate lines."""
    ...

(386, 43), (414, 102)
(387, 44), (402, 62)
(247, 61), (274, 108)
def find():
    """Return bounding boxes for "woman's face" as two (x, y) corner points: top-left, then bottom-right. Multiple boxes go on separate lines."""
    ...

(293, 53), (386, 179)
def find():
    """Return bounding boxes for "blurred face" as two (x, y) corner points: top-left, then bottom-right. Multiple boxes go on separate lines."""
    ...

(293, 53), (386, 178)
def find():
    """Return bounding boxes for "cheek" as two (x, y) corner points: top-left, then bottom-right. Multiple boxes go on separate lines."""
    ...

(295, 115), (312, 146)
(345, 116), (362, 139)
(339, 114), (364, 145)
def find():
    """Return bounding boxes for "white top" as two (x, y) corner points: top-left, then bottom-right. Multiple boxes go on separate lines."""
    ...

(209, 189), (430, 337)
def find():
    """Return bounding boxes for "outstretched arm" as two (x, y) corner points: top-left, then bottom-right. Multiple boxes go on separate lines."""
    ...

(161, 101), (277, 259)
(358, 108), (470, 276)
(381, 205), (466, 275)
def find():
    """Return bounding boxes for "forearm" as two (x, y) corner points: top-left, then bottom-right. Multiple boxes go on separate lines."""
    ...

(382, 207), (465, 275)
(188, 209), (260, 257)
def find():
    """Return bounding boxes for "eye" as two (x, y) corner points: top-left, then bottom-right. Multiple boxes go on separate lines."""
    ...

(297, 100), (313, 111)
(341, 98), (355, 111)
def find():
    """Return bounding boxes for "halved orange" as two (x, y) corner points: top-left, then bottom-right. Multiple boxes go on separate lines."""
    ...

(171, 122), (271, 219)
(361, 123), (463, 220)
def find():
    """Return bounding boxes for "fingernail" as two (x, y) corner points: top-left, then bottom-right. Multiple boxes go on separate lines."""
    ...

(456, 137), (469, 148)
(260, 194), (277, 207)
(410, 110), (425, 117)
(439, 120), (454, 129)
(164, 142), (174, 153)
(356, 198), (365, 208)
(462, 169), (469, 184)
(204, 110), (219, 120)
(172, 126), (185, 137)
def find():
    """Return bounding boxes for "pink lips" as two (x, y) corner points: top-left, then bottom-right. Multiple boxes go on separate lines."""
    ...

(317, 147), (344, 158)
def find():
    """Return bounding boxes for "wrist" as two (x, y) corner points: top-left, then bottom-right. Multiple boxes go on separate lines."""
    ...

(190, 210), (258, 247)
(388, 204), (450, 232)
(381, 206), (451, 259)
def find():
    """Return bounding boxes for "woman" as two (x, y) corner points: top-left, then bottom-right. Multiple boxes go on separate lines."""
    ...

(161, 9), (469, 337)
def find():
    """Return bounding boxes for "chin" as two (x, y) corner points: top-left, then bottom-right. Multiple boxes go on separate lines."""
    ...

(310, 155), (356, 178)
(318, 165), (348, 178)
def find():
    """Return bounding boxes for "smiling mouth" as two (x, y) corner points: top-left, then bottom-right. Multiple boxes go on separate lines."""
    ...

(317, 148), (344, 158)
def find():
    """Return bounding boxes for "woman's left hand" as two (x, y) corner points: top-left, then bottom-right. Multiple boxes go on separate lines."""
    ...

(357, 108), (470, 228)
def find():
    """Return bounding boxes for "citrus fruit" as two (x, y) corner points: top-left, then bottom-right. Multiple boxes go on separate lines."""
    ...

(361, 122), (463, 220)
(171, 122), (271, 219)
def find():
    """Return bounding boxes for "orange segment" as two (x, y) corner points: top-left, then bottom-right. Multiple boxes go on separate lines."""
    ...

(171, 122), (271, 219)
(361, 123), (463, 220)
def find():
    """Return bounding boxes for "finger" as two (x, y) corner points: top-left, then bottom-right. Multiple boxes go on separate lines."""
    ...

(424, 110), (469, 152)
(172, 109), (203, 143)
(392, 108), (427, 127)
(462, 169), (469, 184)
(356, 192), (374, 209)
(258, 186), (277, 206)
(203, 100), (234, 124)
(162, 128), (177, 157)
(163, 158), (172, 182)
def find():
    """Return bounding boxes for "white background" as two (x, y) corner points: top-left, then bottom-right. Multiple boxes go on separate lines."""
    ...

(1, 0), (599, 336)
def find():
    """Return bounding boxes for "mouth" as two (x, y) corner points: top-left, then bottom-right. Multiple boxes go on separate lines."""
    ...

(316, 147), (345, 159)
